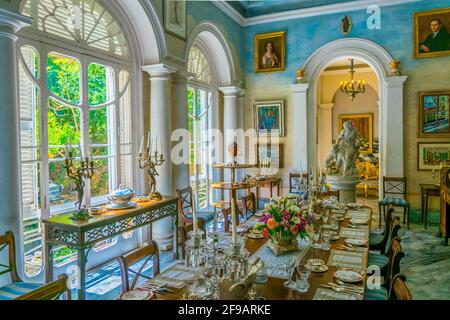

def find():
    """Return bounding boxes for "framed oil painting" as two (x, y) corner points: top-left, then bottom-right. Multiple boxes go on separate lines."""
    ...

(254, 31), (285, 73)
(414, 8), (450, 59)
(254, 100), (285, 137)
(418, 142), (450, 171)
(164, 0), (186, 39)
(338, 113), (373, 154)
(419, 91), (450, 137)
(257, 143), (284, 170)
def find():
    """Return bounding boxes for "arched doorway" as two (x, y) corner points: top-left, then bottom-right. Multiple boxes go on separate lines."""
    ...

(292, 38), (407, 193)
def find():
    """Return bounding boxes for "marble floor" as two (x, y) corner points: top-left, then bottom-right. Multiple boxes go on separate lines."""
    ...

(83, 196), (450, 300)
(358, 196), (450, 300)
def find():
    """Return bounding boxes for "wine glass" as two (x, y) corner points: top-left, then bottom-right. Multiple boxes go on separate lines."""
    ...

(322, 209), (329, 224)
(283, 260), (297, 289)
(296, 264), (311, 293)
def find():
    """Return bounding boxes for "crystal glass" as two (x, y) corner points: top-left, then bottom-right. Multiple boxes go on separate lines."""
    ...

(321, 233), (331, 251)
(329, 214), (338, 230)
(283, 260), (297, 289)
(296, 264), (311, 293)
(322, 209), (329, 224)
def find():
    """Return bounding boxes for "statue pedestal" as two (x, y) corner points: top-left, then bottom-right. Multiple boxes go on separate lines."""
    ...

(326, 175), (360, 204)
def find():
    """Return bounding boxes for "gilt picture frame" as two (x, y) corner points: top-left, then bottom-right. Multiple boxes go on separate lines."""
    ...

(419, 91), (450, 137)
(417, 142), (450, 171)
(414, 8), (450, 59)
(163, 0), (187, 39)
(254, 100), (285, 137)
(338, 113), (373, 154)
(254, 31), (286, 73)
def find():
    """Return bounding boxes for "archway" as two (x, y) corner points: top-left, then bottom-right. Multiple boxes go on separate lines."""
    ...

(293, 38), (407, 188)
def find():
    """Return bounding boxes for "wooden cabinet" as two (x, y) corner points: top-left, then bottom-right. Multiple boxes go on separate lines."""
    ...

(440, 167), (450, 245)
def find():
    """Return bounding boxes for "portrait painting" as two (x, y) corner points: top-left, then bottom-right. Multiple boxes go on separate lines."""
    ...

(254, 100), (285, 137)
(164, 0), (186, 39)
(254, 31), (285, 73)
(419, 91), (450, 137)
(418, 142), (450, 171)
(414, 8), (450, 58)
(338, 113), (373, 154)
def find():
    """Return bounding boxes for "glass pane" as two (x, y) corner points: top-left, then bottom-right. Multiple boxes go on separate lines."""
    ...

(19, 62), (40, 150)
(23, 213), (43, 278)
(47, 98), (81, 209)
(90, 157), (110, 198)
(89, 107), (114, 198)
(88, 63), (115, 106)
(120, 154), (133, 189)
(119, 70), (131, 145)
(47, 52), (81, 105)
(20, 45), (39, 79)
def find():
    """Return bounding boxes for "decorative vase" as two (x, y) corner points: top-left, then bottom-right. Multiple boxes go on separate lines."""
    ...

(268, 234), (298, 256)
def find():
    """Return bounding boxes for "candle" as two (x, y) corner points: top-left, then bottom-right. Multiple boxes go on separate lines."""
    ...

(299, 159), (304, 174)
(192, 199), (199, 237)
(139, 135), (144, 154)
(231, 195), (238, 244)
(147, 130), (151, 151)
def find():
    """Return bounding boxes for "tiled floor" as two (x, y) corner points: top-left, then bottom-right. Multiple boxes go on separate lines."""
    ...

(82, 195), (450, 300)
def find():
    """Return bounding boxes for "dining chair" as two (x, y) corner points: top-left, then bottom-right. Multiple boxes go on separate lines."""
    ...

(179, 220), (205, 259)
(379, 176), (410, 230)
(176, 186), (214, 226)
(240, 192), (256, 221)
(365, 236), (405, 300)
(15, 274), (71, 300)
(369, 205), (396, 254)
(389, 274), (412, 300)
(0, 231), (42, 300)
(369, 215), (402, 276)
(117, 240), (160, 294)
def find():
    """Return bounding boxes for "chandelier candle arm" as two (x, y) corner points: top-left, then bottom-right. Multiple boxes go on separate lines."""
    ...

(231, 194), (238, 245)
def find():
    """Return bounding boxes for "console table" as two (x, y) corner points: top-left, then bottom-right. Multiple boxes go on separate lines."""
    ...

(420, 183), (440, 229)
(42, 196), (178, 300)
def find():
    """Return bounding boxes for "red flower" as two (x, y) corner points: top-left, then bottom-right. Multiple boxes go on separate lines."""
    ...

(262, 228), (268, 238)
(290, 225), (299, 234)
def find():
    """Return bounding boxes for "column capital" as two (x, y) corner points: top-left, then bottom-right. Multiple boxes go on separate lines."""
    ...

(290, 83), (310, 93)
(384, 75), (408, 87)
(142, 63), (177, 79)
(0, 8), (31, 40)
(237, 89), (247, 98)
(172, 70), (194, 84)
(219, 86), (242, 97)
(319, 103), (334, 110)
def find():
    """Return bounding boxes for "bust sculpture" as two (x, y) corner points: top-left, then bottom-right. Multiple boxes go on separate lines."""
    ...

(325, 120), (361, 177)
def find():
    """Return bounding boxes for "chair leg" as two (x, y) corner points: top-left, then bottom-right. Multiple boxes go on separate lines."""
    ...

(403, 206), (406, 224)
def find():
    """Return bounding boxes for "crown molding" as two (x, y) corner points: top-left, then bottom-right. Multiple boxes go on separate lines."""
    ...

(212, 0), (422, 27)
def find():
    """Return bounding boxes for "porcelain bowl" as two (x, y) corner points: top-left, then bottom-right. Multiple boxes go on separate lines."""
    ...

(108, 188), (135, 206)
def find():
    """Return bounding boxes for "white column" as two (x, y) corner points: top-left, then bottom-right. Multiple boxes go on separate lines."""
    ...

(291, 83), (310, 173)
(219, 86), (241, 164)
(382, 76), (407, 178)
(236, 89), (246, 192)
(142, 63), (176, 250)
(0, 8), (31, 284)
(318, 103), (334, 171)
(171, 71), (190, 191)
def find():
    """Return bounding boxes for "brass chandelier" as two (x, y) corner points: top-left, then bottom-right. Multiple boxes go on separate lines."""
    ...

(339, 59), (366, 101)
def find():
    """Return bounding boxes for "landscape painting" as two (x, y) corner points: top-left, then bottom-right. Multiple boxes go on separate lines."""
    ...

(419, 91), (450, 137)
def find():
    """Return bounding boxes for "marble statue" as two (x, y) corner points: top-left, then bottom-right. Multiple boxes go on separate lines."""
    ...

(325, 120), (361, 177)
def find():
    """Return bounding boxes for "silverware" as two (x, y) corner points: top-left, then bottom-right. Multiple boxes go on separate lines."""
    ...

(321, 284), (363, 295)
(329, 282), (365, 293)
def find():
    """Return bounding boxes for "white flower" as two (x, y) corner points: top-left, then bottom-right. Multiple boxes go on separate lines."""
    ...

(292, 216), (301, 224)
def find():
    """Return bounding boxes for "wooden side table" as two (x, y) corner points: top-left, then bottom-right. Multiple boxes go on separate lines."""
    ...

(420, 183), (440, 229)
(253, 177), (282, 209)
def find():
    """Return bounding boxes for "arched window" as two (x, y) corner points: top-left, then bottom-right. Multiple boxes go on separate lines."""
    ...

(18, 0), (134, 278)
(187, 44), (215, 210)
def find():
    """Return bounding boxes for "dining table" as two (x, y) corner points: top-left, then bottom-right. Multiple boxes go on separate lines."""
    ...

(137, 204), (373, 300)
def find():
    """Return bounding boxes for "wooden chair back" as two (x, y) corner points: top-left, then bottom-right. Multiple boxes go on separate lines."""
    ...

(378, 205), (395, 255)
(0, 231), (21, 282)
(382, 176), (407, 199)
(16, 274), (71, 300)
(179, 220), (205, 259)
(389, 274), (412, 300)
(117, 241), (160, 293)
(241, 192), (256, 220)
(384, 236), (405, 290)
(289, 173), (309, 193)
(176, 186), (194, 225)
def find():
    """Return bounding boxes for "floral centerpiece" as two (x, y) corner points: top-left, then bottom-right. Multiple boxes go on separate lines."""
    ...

(256, 196), (313, 256)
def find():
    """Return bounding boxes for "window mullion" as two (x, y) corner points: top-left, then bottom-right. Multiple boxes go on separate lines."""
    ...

(41, 45), (50, 219)
(114, 66), (120, 190)
(82, 55), (91, 208)
(193, 89), (200, 211)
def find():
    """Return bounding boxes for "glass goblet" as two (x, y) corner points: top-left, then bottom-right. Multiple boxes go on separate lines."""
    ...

(283, 260), (297, 289)
(296, 264), (311, 293)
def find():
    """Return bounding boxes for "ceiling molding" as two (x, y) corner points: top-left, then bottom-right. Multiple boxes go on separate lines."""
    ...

(212, 0), (422, 27)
